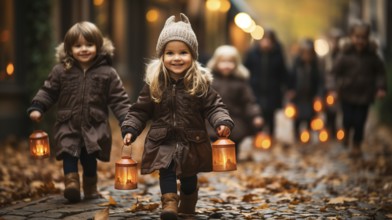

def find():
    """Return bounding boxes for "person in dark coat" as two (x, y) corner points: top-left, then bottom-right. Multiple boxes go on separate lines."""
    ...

(288, 39), (323, 140)
(27, 22), (131, 202)
(329, 20), (387, 157)
(121, 14), (234, 219)
(206, 45), (263, 158)
(244, 29), (289, 138)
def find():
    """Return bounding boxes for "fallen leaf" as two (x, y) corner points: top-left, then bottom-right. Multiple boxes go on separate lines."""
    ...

(242, 193), (258, 202)
(328, 196), (358, 204)
(126, 201), (160, 212)
(94, 207), (109, 220)
(98, 196), (117, 207)
(209, 197), (225, 203)
(252, 203), (269, 210)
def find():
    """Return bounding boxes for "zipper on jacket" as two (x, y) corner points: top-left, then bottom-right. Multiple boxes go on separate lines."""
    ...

(171, 84), (179, 164)
(80, 69), (87, 123)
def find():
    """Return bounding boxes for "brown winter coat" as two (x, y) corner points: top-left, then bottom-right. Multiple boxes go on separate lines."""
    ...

(330, 42), (387, 104)
(28, 39), (131, 161)
(206, 73), (261, 142)
(121, 75), (234, 178)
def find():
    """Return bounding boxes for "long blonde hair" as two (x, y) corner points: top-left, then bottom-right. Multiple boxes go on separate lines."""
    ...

(145, 57), (212, 103)
(207, 45), (249, 79)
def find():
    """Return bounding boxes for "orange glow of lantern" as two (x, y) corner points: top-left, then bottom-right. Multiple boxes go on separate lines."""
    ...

(212, 138), (237, 172)
(6, 63), (14, 76)
(115, 156), (138, 190)
(29, 130), (50, 159)
(336, 129), (345, 141)
(310, 117), (324, 131)
(284, 103), (296, 119)
(253, 132), (271, 150)
(300, 129), (310, 143)
(326, 94), (335, 106)
(319, 129), (329, 142)
(313, 98), (323, 112)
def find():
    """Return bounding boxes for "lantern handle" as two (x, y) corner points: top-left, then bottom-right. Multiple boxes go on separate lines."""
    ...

(121, 144), (133, 158)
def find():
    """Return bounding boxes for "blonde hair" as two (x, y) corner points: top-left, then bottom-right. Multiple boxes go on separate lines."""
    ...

(207, 45), (249, 79)
(145, 58), (212, 103)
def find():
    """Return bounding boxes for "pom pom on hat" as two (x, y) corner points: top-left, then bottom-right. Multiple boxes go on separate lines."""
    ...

(156, 13), (198, 59)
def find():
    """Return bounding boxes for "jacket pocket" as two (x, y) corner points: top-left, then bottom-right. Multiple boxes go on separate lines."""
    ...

(148, 127), (168, 142)
(57, 109), (72, 122)
(89, 108), (107, 123)
(185, 129), (208, 144)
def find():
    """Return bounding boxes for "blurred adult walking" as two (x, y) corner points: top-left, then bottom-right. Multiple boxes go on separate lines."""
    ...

(244, 29), (289, 139)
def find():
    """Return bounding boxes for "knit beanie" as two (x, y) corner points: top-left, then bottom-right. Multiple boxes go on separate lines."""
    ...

(156, 13), (198, 59)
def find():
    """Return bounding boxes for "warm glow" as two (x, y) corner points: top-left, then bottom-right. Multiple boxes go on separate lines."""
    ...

(93, 0), (104, 6)
(115, 157), (138, 190)
(1, 30), (10, 42)
(234, 13), (253, 30)
(336, 129), (345, 141)
(319, 129), (329, 142)
(314, 39), (330, 57)
(254, 132), (271, 149)
(206, 0), (221, 11)
(313, 98), (323, 112)
(6, 63), (14, 76)
(300, 130), (310, 143)
(146, 9), (159, 23)
(212, 138), (237, 172)
(251, 25), (264, 40)
(219, 0), (231, 12)
(243, 20), (256, 33)
(284, 104), (296, 119)
(34, 144), (46, 156)
(311, 117), (324, 131)
(326, 94), (335, 106)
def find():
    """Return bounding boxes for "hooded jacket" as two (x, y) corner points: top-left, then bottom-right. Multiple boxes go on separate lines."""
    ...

(27, 38), (131, 161)
(121, 70), (234, 178)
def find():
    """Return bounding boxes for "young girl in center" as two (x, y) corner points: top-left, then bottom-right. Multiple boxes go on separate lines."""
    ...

(121, 14), (234, 219)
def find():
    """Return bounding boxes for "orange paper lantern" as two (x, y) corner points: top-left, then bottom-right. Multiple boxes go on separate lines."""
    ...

(29, 130), (50, 159)
(212, 138), (237, 172)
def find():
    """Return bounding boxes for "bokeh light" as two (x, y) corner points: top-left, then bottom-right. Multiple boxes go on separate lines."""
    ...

(314, 39), (330, 56)
(234, 13), (253, 29)
(250, 25), (264, 40)
(146, 9), (159, 23)
(6, 63), (14, 76)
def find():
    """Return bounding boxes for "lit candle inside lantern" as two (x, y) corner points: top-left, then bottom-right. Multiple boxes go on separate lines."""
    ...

(319, 129), (329, 142)
(300, 130), (310, 143)
(30, 130), (50, 159)
(336, 129), (345, 141)
(115, 156), (138, 190)
(326, 94), (335, 106)
(313, 98), (323, 112)
(212, 138), (236, 172)
(35, 143), (45, 156)
(284, 103), (296, 119)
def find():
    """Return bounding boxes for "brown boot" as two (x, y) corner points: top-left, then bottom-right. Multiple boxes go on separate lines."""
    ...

(83, 176), (101, 200)
(160, 193), (179, 220)
(178, 188), (198, 214)
(64, 172), (81, 203)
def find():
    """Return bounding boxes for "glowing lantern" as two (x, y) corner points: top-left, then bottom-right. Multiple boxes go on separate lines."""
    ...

(212, 138), (237, 172)
(115, 155), (138, 190)
(319, 129), (329, 142)
(300, 129), (310, 143)
(310, 117), (324, 131)
(29, 130), (50, 159)
(336, 129), (345, 141)
(284, 103), (296, 119)
(326, 94), (335, 106)
(253, 132), (271, 150)
(313, 98), (323, 112)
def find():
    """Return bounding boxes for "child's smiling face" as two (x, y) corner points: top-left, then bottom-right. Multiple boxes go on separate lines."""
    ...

(163, 41), (192, 76)
(71, 35), (97, 69)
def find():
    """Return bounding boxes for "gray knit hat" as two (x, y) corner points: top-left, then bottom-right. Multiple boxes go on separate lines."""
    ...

(156, 13), (198, 59)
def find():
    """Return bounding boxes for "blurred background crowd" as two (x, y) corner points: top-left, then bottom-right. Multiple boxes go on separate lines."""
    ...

(0, 0), (391, 150)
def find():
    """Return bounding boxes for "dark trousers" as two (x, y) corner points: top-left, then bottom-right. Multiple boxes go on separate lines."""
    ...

(326, 109), (337, 137)
(159, 162), (197, 195)
(63, 147), (97, 177)
(263, 110), (275, 136)
(341, 101), (370, 146)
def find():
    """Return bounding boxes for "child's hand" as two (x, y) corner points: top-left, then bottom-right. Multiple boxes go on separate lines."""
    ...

(216, 125), (231, 138)
(123, 133), (133, 145)
(376, 89), (386, 99)
(253, 116), (264, 128)
(30, 110), (42, 122)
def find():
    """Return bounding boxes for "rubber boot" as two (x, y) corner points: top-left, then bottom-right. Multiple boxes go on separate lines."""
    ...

(160, 193), (179, 220)
(64, 172), (81, 203)
(83, 176), (101, 200)
(178, 188), (198, 214)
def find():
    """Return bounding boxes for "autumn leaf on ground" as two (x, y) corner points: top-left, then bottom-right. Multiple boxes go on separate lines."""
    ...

(327, 196), (358, 204)
(98, 196), (117, 207)
(209, 197), (225, 203)
(252, 203), (269, 210)
(94, 207), (109, 220)
(242, 193), (259, 202)
(126, 201), (160, 213)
